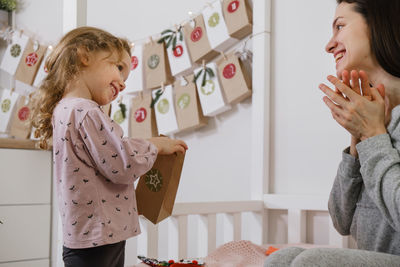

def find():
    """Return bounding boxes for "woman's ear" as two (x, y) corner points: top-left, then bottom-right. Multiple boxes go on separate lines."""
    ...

(77, 47), (90, 67)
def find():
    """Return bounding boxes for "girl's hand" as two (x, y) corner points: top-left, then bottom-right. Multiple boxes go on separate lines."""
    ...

(148, 136), (188, 155)
(319, 70), (387, 141)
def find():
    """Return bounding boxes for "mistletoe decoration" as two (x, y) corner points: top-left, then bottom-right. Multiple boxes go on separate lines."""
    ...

(0, 0), (17, 11)
(194, 65), (215, 87)
(119, 103), (127, 119)
(157, 26), (183, 51)
(150, 88), (164, 109)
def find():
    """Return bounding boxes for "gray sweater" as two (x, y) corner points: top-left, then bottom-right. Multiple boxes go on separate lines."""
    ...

(329, 105), (400, 255)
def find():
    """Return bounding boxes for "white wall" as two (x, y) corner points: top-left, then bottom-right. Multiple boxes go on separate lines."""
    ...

(270, 0), (348, 195)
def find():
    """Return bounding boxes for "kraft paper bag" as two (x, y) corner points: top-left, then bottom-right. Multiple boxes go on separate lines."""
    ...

(33, 47), (51, 88)
(143, 40), (173, 90)
(110, 95), (131, 137)
(223, 0), (253, 39)
(136, 152), (185, 224)
(194, 62), (230, 116)
(217, 52), (252, 104)
(0, 32), (29, 76)
(202, 0), (238, 52)
(162, 28), (193, 76)
(130, 92), (158, 139)
(174, 75), (207, 132)
(152, 85), (179, 135)
(0, 89), (20, 133)
(15, 38), (47, 85)
(183, 15), (218, 64)
(125, 44), (145, 93)
(9, 95), (33, 139)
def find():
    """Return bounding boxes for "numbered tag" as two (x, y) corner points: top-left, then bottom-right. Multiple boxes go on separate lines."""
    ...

(110, 96), (131, 137)
(134, 107), (147, 123)
(202, 1), (238, 51)
(227, 0), (240, 13)
(0, 33), (29, 75)
(152, 85), (179, 135)
(191, 27), (203, 42)
(165, 30), (193, 76)
(0, 89), (20, 133)
(194, 63), (230, 116)
(33, 48), (51, 88)
(125, 44), (145, 93)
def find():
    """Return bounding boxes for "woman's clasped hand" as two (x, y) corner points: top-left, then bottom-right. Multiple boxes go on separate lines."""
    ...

(319, 69), (389, 141)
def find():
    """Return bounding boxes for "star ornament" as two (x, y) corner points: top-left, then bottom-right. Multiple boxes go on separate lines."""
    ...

(145, 169), (163, 192)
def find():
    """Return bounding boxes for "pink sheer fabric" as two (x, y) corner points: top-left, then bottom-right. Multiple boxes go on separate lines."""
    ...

(203, 240), (267, 267)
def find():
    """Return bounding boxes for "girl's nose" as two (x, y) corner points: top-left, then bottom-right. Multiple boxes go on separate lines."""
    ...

(325, 37), (337, 54)
(119, 81), (126, 92)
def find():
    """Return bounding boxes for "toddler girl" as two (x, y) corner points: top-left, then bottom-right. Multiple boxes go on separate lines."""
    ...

(31, 26), (187, 267)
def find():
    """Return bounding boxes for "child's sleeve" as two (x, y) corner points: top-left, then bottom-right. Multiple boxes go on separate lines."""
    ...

(78, 108), (158, 184)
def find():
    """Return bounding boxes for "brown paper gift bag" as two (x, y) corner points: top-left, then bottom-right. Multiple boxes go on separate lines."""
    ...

(130, 92), (158, 139)
(183, 15), (219, 64)
(14, 39), (47, 85)
(217, 52), (252, 104)
(143, 40), (174, 90)
(174, 75), (208, 132)
(8, 95), (33, 139)
(136, 152), (185, 224)
(223, 0), (253, 39)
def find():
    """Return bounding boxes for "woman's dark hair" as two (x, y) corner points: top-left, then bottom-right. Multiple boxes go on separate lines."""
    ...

(337, 0), (400, 78)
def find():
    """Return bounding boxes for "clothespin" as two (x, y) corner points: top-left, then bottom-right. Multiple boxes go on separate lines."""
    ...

(33, 40), (39, 52)
(10, 87), (15, 96)
(117, 95), (123, 104)
(202, 59), (206, 70)
(19, 29), (23, 38)
(161, 82), (165, 93)
(221, 51), (227, 61)
(180, 76), (188, 87)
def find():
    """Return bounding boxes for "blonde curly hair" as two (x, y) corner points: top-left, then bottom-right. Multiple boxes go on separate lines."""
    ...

(31, 26), (131, 150)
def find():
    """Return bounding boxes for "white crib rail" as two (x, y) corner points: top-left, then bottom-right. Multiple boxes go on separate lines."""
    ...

(263, 194), (348, 248)
(127, 200), (264, 265)
(126, 195), (347, 266)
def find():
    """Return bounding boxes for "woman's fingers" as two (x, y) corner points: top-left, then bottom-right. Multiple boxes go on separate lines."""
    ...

(319, 83), (348, 107)
(350, 70), (361, 95)
(322, 95), (345, 118)
(342, 70), (351, 88)
(359, 70), (371, 97)
(326, 75), (359, 102)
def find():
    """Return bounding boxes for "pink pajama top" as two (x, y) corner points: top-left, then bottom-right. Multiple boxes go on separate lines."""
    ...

(52, 97), (158, 249)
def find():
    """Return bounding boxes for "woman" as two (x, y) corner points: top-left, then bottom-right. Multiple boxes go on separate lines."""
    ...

(265, 0), (400, 266)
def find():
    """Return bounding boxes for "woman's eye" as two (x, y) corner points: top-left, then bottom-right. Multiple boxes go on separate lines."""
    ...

(336, 24), (343, 30)
(117, 64), (123, 71)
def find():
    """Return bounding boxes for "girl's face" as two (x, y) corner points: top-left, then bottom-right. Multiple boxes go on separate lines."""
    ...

(325, 2), (377, 79)
(82, 49), (131, 106)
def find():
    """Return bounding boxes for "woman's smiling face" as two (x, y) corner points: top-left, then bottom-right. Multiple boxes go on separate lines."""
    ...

(325, 2), (377, 79)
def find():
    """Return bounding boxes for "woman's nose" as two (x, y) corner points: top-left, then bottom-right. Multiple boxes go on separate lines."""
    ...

(325, 37), (337, 53)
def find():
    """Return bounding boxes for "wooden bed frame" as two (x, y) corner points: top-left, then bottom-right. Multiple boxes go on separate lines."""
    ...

(124, 194), (348, 265)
